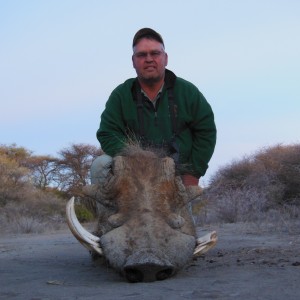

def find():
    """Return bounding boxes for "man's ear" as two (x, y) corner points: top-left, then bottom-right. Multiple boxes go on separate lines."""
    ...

(165, 52), (168, 67)
(132, 55), (136, 69)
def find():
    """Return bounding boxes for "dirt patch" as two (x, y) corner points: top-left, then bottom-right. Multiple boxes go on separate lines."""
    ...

(0, 224), (299, 300)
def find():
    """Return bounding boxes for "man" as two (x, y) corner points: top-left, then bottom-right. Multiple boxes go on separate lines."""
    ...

(92, 28), (216, 187)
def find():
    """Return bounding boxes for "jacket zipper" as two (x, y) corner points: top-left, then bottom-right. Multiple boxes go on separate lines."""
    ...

(145, 97), (159, 127)
(154, 111), (158, 126)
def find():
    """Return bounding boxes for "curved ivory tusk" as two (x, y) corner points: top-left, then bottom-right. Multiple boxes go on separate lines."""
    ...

(66, 197), (103, 255)
(193, 231), (218, 257)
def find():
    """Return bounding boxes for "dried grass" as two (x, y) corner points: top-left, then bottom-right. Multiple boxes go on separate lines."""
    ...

(195, 144), (300, 232)
(0, 190), (66, 234)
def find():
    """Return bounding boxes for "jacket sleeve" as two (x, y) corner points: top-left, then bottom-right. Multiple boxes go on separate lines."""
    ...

(188, 90), (217, 177)
(96, 89), (128, 156)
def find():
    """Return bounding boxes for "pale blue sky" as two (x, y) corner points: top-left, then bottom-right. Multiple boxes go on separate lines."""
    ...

(1, 0), (299, 184)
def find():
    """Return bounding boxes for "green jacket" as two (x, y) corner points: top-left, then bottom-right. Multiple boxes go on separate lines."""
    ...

(97, 69), (216, 177)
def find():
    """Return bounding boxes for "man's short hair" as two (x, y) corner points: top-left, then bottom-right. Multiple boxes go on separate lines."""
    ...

(132, 28), (164, 48)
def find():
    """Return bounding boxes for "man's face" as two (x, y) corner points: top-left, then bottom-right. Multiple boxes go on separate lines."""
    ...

(132, 38), (168, 84)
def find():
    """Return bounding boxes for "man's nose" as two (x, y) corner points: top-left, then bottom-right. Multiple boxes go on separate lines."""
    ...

(145, 53), (154, 61)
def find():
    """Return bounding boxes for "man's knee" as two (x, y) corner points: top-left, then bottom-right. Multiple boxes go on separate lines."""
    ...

(90, 154), (113, 184)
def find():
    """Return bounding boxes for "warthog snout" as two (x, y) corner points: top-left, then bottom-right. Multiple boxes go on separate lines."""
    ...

(123, 251), (175, 282)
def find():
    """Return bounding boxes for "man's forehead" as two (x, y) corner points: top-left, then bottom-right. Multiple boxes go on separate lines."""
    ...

(133, 38), (164, 52)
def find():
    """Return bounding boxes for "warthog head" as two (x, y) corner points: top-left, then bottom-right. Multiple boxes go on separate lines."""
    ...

(67, 145), (217, 282)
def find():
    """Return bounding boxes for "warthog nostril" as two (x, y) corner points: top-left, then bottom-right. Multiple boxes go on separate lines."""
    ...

(156, 267), (174, 281)
(124, 265), (174, 282)
(124, 267), (144, 283)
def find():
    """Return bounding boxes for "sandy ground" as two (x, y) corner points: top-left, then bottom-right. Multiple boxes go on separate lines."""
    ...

(0, 223), (299, 300)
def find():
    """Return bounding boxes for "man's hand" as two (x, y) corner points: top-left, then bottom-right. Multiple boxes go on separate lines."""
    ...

(181, 174), (199, 186)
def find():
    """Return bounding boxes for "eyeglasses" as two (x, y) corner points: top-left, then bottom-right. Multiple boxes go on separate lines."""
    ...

(133, 50), (164, 59)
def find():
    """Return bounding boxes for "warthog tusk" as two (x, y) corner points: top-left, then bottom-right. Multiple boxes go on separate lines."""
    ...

(66, 197), (103, 256)
(193, 231), (218, 257)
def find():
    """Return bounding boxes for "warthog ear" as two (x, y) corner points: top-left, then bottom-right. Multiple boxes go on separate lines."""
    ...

(173, 180), (202, 208)
(113, 156), (125, 173)
(82, 184), (117, 209)
(82, 184), (99, 200)
(161, 157), (175, 180)
(186, 186), (202, 202)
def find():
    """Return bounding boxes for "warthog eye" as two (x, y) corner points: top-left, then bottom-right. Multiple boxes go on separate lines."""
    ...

(167, 213), (185, 229)
(108, 213), (125, 228)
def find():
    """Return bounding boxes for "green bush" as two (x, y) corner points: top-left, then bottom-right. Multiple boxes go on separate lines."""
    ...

(74, 204), (95, 223)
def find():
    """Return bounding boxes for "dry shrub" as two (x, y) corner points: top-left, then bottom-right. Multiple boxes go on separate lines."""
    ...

(196, 144), (300, 228)
(255, 144), (300, 205)
(0, 189), (66, 234)
(0, 155), (31, 206)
